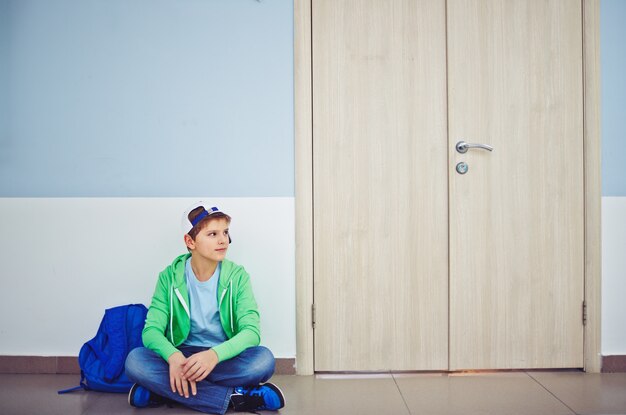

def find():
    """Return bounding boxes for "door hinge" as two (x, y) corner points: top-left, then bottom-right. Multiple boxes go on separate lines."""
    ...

(582, 300), (587, 326)
(312, 303), (316, 329)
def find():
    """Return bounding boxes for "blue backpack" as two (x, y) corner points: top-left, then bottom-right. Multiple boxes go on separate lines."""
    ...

(59, 304), (148, 394)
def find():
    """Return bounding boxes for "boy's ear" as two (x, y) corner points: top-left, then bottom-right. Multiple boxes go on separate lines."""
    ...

(184, 234), (195, 250)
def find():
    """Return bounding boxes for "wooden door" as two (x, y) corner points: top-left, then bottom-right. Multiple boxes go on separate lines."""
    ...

(312, 0), (449, 371)
(448, 0), (584, 369)
(312, 0), (585, 371)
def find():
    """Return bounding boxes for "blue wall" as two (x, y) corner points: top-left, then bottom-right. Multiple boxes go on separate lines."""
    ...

(2, 1), (622, 197)
(0, 0), (294, 197)
(601, 0), (626, 197)
(0, 1), (8, 164)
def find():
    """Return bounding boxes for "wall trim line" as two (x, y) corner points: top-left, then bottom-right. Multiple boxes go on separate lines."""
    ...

(582, 0), (602, 373)
(0, 356), (296, 376)
(294, 0), (314, 375)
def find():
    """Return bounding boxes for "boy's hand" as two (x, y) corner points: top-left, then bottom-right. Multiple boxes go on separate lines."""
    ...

(168, 351), (193, 398)
(182, 349), (219, 383)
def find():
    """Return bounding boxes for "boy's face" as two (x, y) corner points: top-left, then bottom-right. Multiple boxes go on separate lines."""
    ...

(185, 218), (230, 263)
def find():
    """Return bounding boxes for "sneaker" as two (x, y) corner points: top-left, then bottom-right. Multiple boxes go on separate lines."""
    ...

(128, 383), (167, 408)
(230, 382), (286, 412)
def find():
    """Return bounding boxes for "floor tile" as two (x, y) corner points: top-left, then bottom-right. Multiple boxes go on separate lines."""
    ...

(395, 372), (576, 415)
(2, 372), (624, 415)
(270, 374), (410, 415)
(529, 372), (626, 415)
(0, 374), (102, 415)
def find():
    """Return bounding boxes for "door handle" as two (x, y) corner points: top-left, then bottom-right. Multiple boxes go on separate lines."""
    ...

(455, 141), (494, 154)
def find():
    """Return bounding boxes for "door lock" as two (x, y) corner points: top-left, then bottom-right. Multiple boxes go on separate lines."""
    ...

(456, 162), (469, 175)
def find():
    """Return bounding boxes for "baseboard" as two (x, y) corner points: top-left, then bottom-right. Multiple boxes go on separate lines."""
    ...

(274, 358), (296, 375)
(0, 356), (296, 375)
(0, 356), (79, 374)
(601, 355), (626, 373)
(2, 355), (623, 374)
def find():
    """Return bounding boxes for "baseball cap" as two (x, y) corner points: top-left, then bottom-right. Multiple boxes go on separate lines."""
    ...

(181, 201), (224, 235)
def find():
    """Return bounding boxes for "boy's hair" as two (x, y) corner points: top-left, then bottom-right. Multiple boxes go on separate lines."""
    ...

(186, 206), (232, 241)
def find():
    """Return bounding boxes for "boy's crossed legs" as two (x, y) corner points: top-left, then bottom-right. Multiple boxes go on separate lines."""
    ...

(125, 345), (281, 414)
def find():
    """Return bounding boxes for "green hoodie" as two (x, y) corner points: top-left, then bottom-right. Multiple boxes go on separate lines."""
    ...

(142, 253), (261, 362)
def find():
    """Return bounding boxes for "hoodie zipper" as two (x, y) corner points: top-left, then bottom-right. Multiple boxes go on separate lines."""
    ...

(229, 280), (233, 332)
(174, 288), (190, 317)
(169, 287), (174, 343)
(218, 281), (234, 333)
(170, 286), (191, 344)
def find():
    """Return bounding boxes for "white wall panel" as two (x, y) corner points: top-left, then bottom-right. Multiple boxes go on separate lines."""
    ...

(0, 197), (295, 358)
(1, 196), (624, 357)
(602, 197), (626, 354)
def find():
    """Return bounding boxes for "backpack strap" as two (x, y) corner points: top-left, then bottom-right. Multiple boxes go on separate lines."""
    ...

(57, 371), (89, 394)
(57, 385), (83, 394)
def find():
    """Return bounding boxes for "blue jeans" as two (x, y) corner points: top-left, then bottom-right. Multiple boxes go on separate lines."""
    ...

(125, 345), (275, 414)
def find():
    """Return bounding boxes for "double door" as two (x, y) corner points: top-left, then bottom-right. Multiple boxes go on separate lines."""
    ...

(313, 0), (584, 371)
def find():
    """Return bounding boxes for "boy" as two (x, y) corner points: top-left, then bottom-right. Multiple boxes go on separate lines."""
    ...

(125, 203), (285, 413)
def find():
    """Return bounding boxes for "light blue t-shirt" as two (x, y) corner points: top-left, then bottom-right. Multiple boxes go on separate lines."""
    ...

(183, 259), (228, 347)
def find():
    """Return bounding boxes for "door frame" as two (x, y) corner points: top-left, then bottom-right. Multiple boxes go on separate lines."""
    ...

(294, 0), (602, 375)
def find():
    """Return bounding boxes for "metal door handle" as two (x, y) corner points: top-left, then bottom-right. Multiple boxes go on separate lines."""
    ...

(456, 141), (494, 154)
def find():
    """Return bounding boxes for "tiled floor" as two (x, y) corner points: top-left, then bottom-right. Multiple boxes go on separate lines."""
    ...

(0, 371), (625, 415)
